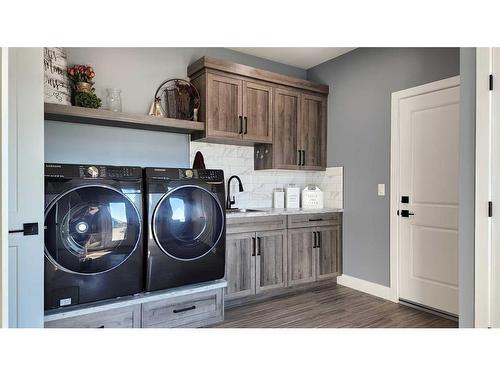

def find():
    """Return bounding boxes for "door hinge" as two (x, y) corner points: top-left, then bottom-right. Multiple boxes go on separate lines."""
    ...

(490, 74), (494, 91)
(489, 201), (493, 217)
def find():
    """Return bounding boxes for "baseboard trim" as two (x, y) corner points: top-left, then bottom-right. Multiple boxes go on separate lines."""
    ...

(337, 274), (398, 302)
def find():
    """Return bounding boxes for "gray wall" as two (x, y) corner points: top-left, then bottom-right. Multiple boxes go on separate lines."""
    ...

(45, 48), (306, 166)
(308, 48), (460, 286)
(459, 48), (476, 328)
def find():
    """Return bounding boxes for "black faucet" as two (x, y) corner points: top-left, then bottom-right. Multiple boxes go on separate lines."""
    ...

(226, 175), (244, 209)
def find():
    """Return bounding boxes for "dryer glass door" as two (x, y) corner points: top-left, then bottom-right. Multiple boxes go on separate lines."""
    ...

(153, 185), (224, 261)
(44, 185), (141, 274)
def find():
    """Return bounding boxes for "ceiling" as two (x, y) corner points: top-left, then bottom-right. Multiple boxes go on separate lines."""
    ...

(229, 47), (356, 69)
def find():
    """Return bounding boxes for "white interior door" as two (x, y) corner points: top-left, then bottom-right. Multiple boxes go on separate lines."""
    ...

(7, 48), (44, 327)
(397, 77), (460, 315)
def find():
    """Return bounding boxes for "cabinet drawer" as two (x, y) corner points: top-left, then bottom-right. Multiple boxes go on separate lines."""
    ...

(142, 290), (223, 328)
(45, 304), (141, 328)
(226, 215), (286, 234)
(287, 212), (342, 229)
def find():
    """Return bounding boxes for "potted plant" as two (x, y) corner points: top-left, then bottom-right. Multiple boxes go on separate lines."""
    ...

(67, 64), (96, 93)
(67, 64), (101, 108)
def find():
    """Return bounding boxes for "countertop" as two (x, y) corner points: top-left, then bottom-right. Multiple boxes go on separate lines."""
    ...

(225, 207), (343, 218)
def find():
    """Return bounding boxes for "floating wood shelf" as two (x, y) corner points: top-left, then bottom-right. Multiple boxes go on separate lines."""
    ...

(44, 103), (205, 135)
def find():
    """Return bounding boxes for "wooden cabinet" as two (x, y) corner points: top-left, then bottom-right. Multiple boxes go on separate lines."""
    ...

(243, 81), (273, 143)
(287, 227), (317, 286)
(271, 88), (301, 169)
(188, 56), (328, 165)
(225, 230), (287, 300)
(287, 222), (342, 285)
(300, 93), (327, 170)
(225, 232), (256, 300)
(205, 73), (242, 139)
(255, 89), (328, 171)
(191, 72), (273, 145)
(255, 230), (287, 293)
(316, 225), (342, 280)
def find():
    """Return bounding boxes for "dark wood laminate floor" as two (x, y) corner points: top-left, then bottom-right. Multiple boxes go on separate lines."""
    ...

(213, 283), (457, 328)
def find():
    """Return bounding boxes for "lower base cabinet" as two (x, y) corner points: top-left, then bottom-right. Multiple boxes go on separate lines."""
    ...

(225, 212), (343, 302)
(288, 225), (342, 286)
(225, 230), (287, 300)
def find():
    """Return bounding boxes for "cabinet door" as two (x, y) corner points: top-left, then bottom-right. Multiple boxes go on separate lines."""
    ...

(273, 88), (301, 169)
(225, 232), (256, 300)
(287, 227), (316, 286)
(242, 81), (273, 143)
(300, 93), (327, 170)
(255, 230), (287, 293)
(206, 73), (243, 139)
(316, 225), (342, 280)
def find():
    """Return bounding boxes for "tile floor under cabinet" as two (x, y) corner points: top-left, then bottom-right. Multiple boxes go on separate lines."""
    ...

(211, 283), (457, 328)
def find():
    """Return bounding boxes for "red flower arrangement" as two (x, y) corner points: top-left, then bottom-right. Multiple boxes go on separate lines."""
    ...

(67, 64), (96, 83)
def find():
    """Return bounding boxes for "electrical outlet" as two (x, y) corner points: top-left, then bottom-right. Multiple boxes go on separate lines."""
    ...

(378, 184), (385, 196)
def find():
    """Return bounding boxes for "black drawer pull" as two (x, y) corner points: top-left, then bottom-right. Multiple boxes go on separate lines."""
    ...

(309, 218), (324, 222)
(173, 305), (196, 314)
(97, 325), (105, 328)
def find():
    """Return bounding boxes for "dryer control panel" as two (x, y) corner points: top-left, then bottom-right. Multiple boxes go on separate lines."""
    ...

(146, 168), (224, 182)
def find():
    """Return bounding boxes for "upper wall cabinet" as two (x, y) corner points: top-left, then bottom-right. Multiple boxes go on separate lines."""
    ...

(190, 72), (273, 144)
(188, 56), (328, 162)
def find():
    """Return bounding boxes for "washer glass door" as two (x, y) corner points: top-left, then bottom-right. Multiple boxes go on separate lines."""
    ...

(153, 185), (224, 260)
(44, 185), (141, 274)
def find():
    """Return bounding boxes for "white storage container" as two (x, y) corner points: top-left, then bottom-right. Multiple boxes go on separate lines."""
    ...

(285, 185), (300, 209)
(273, 188), (285, 208)
(301, 186), (324, 209)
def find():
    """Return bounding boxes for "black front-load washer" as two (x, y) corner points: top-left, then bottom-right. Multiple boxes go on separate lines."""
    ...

(44, 163), (144, 310)
(145, 167), (225, 291)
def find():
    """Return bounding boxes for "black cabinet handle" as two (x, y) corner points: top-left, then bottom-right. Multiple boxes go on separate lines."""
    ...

(173, 305), (196, 314)
(257, 237), (262, 256)
(309, 218), (323, 222)
(318, 232), (321, 248)
(302, 150), (306, 166)
(252, 237), (256, 256)
(297, 150), (302, 166)
(313, 231), (317, 248)
(243, 116), (248, 134)
(238, 116), (243, 134)
(97, 325), (105, 328)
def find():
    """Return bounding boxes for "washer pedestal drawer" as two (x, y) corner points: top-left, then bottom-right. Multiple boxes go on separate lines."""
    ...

(142, 289), (223, 328)
(44, 279), (226, 328)
(45, 305), (141, 328)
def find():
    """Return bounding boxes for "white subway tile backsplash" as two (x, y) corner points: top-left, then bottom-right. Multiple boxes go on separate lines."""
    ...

(190, 143), (343, 209)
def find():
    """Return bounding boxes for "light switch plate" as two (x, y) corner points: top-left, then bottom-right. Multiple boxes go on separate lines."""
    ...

(378, 184), (385, 196)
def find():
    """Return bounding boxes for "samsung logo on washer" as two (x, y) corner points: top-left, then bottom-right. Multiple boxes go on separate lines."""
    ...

(44, 163), (226, 310)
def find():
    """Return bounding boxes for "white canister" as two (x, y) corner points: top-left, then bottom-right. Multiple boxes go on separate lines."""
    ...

(273, 188), (285, 208)
(302, 186), (324, 209)
(285, 185), (300, 209)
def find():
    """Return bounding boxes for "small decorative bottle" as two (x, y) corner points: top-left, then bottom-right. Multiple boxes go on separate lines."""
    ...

(106, 88), (122, 112)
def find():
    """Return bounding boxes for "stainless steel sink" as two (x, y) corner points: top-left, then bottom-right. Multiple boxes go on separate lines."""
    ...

(225, 208), (264, 213)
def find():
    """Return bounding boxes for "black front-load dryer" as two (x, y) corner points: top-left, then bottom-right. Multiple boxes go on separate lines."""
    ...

(145, 167), (225, 291)
(44, 163), (144, 310)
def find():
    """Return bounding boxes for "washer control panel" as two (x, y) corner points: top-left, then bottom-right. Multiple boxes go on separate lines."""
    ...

(45, 163), (141, 180)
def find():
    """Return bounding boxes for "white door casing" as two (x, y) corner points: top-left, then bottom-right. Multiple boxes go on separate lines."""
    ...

(490, 48), (500, 328)
(7, 48), (44, 327)
(391, 76), (460, 316)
